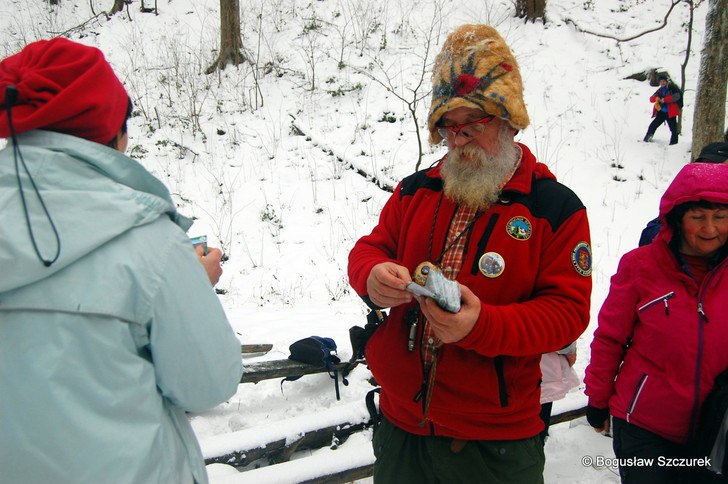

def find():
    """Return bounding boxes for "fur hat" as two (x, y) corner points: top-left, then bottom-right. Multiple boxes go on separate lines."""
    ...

(0, 37), (129, 145)
(427, 25), (529, 144)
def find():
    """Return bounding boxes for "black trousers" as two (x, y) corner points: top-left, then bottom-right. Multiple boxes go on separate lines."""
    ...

(647, 111), (678, 142)
(612, 417), (726, 484)
(539, 402), (553, 444)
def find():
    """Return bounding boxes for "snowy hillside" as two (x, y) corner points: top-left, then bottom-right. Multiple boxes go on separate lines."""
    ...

(0, 0), (716, 482)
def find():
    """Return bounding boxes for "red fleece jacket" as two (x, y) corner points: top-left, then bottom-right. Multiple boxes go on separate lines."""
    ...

(348, 143), (592, 440)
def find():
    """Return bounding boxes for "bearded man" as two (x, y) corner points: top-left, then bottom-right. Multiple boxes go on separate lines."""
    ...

(348, 24), (592, 483)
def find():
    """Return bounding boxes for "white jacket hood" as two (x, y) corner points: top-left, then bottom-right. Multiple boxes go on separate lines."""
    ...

(0, 130), (191, 293)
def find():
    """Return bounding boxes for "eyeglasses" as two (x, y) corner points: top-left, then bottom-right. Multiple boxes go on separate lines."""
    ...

(437, 115), (495, 140)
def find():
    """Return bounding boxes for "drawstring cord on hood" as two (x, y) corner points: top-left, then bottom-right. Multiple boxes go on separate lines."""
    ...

(4, 85), (61, 267)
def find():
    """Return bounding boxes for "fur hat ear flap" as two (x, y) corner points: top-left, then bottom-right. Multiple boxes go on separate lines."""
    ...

(427, 25), (529, 144)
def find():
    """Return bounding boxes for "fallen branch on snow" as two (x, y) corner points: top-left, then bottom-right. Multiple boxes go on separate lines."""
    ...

(289, 116), (396, 193)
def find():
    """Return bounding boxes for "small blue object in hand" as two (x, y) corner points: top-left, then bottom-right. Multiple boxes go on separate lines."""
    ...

(190, 235), (208, 255)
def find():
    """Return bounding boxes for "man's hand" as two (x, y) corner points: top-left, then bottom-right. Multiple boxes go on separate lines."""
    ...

(367, 262), (413, 308)
(196, 245), (223, 286)
(418, 283), (481, 343)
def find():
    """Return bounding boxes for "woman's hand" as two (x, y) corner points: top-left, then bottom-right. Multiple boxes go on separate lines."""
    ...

(196, 245), (223, 286)
(586, 406), (611, 434)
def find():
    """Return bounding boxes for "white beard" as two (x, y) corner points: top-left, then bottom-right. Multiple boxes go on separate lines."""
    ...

(440, 125), (519, 210)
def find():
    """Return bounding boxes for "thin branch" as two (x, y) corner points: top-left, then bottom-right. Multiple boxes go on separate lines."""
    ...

(564, 0), (680, 43)
(48, 12), (110, 36)
(677, 0), (694, 135)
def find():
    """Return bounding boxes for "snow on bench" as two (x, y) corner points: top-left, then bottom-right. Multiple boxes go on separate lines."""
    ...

(200, 400), (371, 468)
(240, 359), (363, 384)
(209, 438), (375, 484)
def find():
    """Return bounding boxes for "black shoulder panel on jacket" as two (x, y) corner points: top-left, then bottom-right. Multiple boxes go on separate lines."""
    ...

(400, 170), (443, 199)
(505, 177), (585, 232)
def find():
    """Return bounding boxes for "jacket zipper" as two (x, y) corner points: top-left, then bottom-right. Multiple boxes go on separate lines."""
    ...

(494, 356), (509, 407)
(697, 303), (709, 323)
(626, 374), (648, 422)
(687, 262), (723, 438)
(637, 291), (675, 315)
(469, 214), (500, 276)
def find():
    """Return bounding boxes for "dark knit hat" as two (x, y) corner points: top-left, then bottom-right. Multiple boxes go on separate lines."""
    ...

(696, 142), (728, 164)
(0, 37), (129, 145)
(427, 25), (529, 144)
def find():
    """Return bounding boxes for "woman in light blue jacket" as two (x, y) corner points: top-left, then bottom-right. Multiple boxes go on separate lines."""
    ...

(0, 38), (242, 483)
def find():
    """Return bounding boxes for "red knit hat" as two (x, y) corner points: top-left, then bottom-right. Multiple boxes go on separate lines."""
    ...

(0, 37), (129, 145)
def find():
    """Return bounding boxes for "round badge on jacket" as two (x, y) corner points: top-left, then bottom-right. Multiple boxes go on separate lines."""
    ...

(506, 216), (532, 240)
(478, 252), (505, 278)
(571, 242), (592, 276)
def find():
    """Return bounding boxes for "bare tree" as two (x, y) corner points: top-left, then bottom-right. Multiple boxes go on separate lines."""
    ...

(206, 0), (248, 74)
(351, 3), (444, 170)
(691, 0), (727, 157)
(515, 0), (546, 23)
(674, 0), (696, 136)
(140, 0), (158, 14)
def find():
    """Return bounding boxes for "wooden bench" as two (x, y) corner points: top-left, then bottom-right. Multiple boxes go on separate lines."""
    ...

(202, 403), (588, 481)
(201, 400), (372, 468)
(240, 359), (363, 384)
(221, 343), (588, 482)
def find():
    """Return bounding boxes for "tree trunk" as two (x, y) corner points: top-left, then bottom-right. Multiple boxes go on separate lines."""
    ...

(515, 0), (547, 23)
(140, 0), (158, 14)
(691, 0), (728, 159)
(673, 0), (693, 136)
(205, 0), (247, 74)
(109, 0), (125, 15)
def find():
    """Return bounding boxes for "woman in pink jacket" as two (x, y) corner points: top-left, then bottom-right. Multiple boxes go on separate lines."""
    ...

(584, 162), (728, 483)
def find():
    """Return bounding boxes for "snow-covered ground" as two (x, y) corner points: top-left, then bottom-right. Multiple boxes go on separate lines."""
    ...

(1, 0), (720, 481)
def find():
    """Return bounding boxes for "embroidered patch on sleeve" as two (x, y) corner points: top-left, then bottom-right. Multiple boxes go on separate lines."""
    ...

(571, 242), (592, 276)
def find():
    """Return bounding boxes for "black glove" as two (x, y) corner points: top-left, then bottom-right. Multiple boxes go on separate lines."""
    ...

(586, 405), (610, 429)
